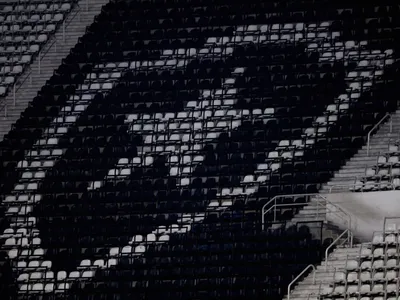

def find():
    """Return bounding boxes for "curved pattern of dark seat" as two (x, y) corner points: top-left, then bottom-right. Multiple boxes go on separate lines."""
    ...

(0, 0), (400, 298)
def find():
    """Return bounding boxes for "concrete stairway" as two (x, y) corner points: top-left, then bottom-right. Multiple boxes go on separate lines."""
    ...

(285, 245), (361, 300)
(321, 112), (400, 193)
(0, 0), (109, 141)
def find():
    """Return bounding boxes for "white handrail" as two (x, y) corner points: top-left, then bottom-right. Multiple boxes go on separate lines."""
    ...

(328, 181), (358, 193)
(325, 229), (352, 270)
(261, 193), (352, 232)
(329, 182), (395, 193)
(287, 264), (316, 300)
(367, 113), (392, 156)
(261, 193), (323, 230)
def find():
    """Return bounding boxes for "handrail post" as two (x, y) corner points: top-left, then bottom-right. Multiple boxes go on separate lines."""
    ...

(287, 264), (316, 300)
(86, 0), (89, 11)
(390, 116), (393, 134)
(261, 210), (265, 231)
(4, 104), (7, 118)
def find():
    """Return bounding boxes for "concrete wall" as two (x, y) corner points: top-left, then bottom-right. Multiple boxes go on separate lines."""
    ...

(325, 191), (400, 241)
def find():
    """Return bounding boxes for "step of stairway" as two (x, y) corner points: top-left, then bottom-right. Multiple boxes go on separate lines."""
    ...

(285, 244), (363, 300)
(340, 163), (369, 169)
(322, 184), (355, 192)
(301, 205), (326, 211)
(331, 173), (360, 180)
(325, 179), (356, 185)
(296, 213), (327, 219)
(358, 146), (388, 152)
(291, 289), (320, 296)
(290, 296), (318, 300)
(301, 276), (334, 283)
(337, 168), (366, 174)
(292, 285), (325, 292)
(348, 155), (379, 162)
(291, 217), (326, 223)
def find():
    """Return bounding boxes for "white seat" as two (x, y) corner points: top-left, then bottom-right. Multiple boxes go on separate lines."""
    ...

(93, 259), (105, 268)
(386, 259), (397, 268)
(80, 259), (91, 268)
(146, 234), (156, 242)
(20, 284), (30, 292)
(30, 272), (42, 280)
(360, 271), (371, 282)
(69, 271), (80, 279)
(109, 247), (119, 257)
(360, 260), (372, 269)
(334, 272), (346, 282)
(57, 283), (70, 291)
(385, 234), (397, 244)
(45, 283), (54, 293)
(373, 272), (384, 280)
(57, 271), (67, 281)
(134, 245), (146, 254)
(17, 273), (29, 282)
(359, 284), (371, 294)
(372, 233), (384, 245)
(347, 272), (358, 282)
(346, 285), (358, 294)
(106, 259), (117, 268)
(333, 285), (346, 295)
(121, 246), (132, 254)
(82, 270), (94, 278)
(28, 260), (40, 268)
(346, 260), (359, 270)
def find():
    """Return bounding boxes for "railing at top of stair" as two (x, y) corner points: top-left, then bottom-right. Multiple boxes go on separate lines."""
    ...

(327, 180), (357, 193)
(1, 0), (90, 117)
(324, 229), (353, 270)
(328, 181), (395, 193)
(261, 193), (352, 232)
(287, 264), (316, 300)
(367, 113), (392, 156)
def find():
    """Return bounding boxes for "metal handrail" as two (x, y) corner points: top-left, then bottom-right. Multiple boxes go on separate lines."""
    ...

(287, 264), (316, 300)
(261, 193), (352, 232)
(325, 229), (352, 270)
(329, 182), (396, 193)
(1, 2), (82, 116)
(261, 193), (323, 215)
(367, 113), (392, 156)
(261, 193), (325, 230)
(328, 179), (358, 193)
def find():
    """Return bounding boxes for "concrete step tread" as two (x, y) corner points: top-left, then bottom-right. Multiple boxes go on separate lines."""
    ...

(292, 209), (327, 214)
(302, 205), (328, 210)
(328, 176), (358, 181)
(288, 297), (318, 300)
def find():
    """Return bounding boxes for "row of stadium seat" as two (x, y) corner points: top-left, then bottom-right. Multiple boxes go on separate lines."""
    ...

(0, 0), (75, 97)
(322, 230), (400, 299)
(1, 0), (400, 298)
